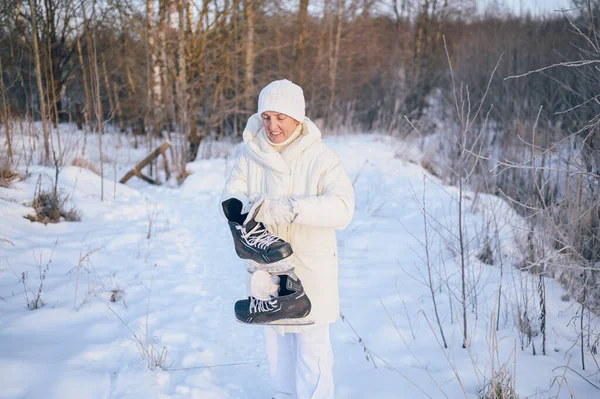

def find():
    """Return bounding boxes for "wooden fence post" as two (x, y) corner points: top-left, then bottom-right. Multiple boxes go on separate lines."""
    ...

(120, 142), (172, 184)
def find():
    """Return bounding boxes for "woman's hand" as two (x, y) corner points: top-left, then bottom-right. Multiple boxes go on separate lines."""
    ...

(245, 198), (298, 226)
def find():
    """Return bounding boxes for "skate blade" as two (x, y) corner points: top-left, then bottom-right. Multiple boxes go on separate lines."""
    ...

(236, 318), (315, 326)
(265, 318), (315, 326)
(255, 260), (294, 274)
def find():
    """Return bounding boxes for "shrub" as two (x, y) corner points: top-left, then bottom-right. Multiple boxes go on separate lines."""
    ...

(0, 164), (22, 188)
(478, 370), (518, 399)
(25, 176), (81, 224)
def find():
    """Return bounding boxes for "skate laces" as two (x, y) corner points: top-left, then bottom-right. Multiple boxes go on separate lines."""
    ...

(241, 223), (280, 250)
(249, 296), (278, 314)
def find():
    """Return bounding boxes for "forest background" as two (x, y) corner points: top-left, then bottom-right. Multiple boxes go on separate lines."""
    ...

(2, 0), (600, 381)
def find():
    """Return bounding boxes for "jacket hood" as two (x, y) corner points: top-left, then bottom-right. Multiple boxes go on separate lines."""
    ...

(241, 113), (322, 174)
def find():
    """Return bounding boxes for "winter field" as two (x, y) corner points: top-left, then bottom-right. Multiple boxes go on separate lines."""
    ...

(1, 126), (599, 398)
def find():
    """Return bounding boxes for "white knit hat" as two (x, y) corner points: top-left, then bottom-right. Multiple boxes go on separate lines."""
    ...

(258, 79), (305, 122)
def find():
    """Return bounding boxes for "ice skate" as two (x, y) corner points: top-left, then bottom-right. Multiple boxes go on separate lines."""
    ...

(235, 272), (313, 326)
(222, 198), (293, 264)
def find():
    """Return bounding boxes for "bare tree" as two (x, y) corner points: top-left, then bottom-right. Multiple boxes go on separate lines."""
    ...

(294, 0), (310, 87)
(244, 0), (255, 114)
(175, 0), (188, 178)
(29, 0), (51, 163)
(326, 0), (343, 125)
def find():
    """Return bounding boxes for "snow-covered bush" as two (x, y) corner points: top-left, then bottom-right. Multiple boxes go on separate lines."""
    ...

(25, 176), (81, 224)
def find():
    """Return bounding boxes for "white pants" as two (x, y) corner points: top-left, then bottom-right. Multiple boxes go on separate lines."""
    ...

(265, 325), (334, 399)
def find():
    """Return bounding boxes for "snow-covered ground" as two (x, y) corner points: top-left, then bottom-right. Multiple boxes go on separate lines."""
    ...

(1, 128), (598, 398)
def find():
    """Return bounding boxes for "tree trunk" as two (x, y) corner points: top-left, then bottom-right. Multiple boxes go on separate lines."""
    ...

(176, 0), (188, 176)
(146, 0), (159, 176)
(100, 54), (115, 118)
(87, 1), (104, 200)
(186, 0), (209, 162)
(75, 102), (83, 130)
(244, 0), (255, 115)
(295, 0), (310, 87)
(160, 0), (175, 133)
(43, 26), (63, 156)
(327, 0), (343, 124)
(29, 0), (51, 163)
(310, 0), (329, 107)
(0, 59), (13, 164)
(76, 37), (92, 155)
(113, 83), (125, 133)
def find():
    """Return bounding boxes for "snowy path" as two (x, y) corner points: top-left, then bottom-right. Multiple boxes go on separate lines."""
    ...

(1, 157), (272, 398)
(1, 135), (599, 398)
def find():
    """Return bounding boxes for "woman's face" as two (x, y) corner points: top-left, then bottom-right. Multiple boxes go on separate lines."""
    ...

(261, 111), (300, 144)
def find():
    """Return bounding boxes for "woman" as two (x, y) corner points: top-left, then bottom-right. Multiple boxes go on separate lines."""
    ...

(220, 79), (354, 398)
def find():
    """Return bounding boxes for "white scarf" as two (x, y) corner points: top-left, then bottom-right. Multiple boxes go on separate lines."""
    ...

(263, 122), (304, 153)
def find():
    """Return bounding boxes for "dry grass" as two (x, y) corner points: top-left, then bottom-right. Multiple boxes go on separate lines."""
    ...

(420, 156), (442, 179)
(0, 165), (23, 188)
(72, 157), (101, 176)
(478, 370), (519, 399)
(176, 167), (191, 185)
(24, 176), (81, 224)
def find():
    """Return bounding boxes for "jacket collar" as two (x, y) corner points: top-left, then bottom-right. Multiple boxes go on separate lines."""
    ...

(242, 113), (322, 173)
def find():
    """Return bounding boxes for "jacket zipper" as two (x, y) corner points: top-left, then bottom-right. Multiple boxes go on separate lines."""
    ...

(286, 167), (293, 242)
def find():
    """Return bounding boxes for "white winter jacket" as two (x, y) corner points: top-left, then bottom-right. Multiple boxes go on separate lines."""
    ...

(221, 113), (355, 333)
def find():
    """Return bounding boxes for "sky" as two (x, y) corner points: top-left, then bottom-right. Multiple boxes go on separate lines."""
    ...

(478, 0), (574, 16)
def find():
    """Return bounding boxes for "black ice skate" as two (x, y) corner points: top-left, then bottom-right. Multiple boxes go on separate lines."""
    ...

(222, 198), (293, 264)
(234, 273), (313, 326)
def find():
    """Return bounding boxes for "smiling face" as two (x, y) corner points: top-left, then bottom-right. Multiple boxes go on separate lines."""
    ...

(261, 111), (300, 144)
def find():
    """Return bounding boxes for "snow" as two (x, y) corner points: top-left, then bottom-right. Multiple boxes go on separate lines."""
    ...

(1, 129), (599, 398)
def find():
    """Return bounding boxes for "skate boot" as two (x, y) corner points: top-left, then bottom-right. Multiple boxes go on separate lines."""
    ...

(222, 198), (293, 264)
(234, 272), (312, 326)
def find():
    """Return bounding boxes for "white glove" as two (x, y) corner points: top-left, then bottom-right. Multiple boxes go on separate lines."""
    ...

(245, 198), (298, 226)
(250, 269), (281, 300)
